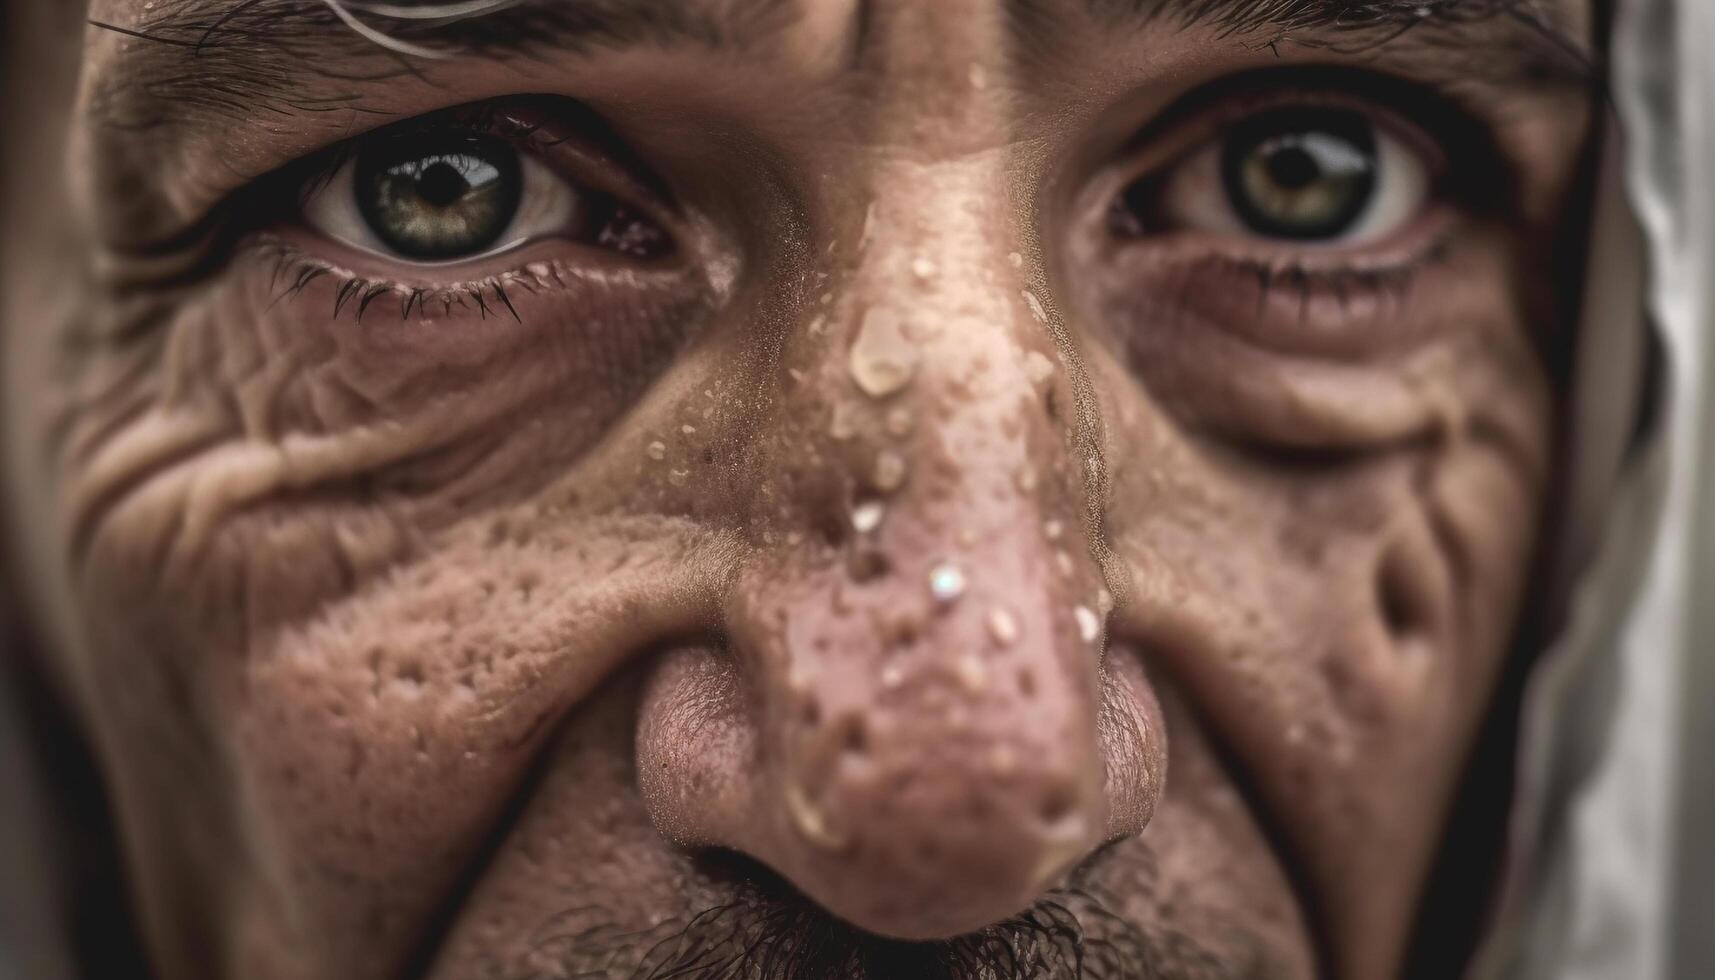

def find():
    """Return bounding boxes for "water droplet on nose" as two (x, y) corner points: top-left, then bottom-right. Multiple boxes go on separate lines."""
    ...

(912, 256), (939, 280)
(1074, 605), (1101, 643)
(1022, 290), (1048, 323)
(986, 608), (1019, 647)
(873, 450), (908, 492)
(785, 782), (851, 851)
(851, 499), (886, 534)
(849, 308), (917, 398)
(1024, 351), (1056, 386)
(646, 441), (667, 461)
(929, 562), (967, 604)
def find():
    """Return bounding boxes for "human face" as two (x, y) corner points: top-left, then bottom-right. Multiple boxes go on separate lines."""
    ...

(1, 1), (1596, 977)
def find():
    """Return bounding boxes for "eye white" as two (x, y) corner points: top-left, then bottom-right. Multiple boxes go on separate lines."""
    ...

(300, 149), (579, 263)
(1158, 120), (1430, 247)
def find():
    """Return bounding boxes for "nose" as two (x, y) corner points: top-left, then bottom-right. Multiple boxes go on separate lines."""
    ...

(636, 159), (1163, 939)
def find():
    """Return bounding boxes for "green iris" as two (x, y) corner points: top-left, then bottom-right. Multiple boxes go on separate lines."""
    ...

(355, 134), (523, 260)
(1221, 108), (1378, 241)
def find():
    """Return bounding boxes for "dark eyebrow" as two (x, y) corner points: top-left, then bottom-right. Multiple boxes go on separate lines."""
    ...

(1076, 0), (1596, 87)
(89, 0), (795, 126)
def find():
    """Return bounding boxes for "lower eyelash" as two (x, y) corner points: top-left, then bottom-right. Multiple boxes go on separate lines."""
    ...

(261, 241), (555, 325)
(1189, 233), (1452, 324)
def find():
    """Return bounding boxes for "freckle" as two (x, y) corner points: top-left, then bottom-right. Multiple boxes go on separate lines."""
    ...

(873, 450), (907, 492)
(987, 608), (1019, 647)
(886, 407), (914, 436)
(928, 562), (967, 605)
(1074, 605), (1101, 644)
(646, 441), (667, 461)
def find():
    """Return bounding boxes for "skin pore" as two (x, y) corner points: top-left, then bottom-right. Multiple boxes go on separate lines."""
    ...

(0, 1), (1598, 978)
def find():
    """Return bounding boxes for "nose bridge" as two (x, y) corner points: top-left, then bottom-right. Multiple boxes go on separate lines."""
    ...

(709, 157), (1115, 938)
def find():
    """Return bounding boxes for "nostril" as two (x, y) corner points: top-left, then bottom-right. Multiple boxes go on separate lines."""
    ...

(839, 715), (869, 758)
(1376, 540), (1434, 648)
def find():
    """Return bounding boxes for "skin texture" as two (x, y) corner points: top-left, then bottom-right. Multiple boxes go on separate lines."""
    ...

(0, 1), (1598, 978)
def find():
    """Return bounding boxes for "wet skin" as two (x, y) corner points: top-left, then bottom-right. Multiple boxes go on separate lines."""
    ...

(0, 1), (1597, 978)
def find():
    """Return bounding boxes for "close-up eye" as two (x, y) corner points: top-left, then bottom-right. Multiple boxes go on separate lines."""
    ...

(1121, 103), (1433, 248)
(300, 112), (671, 265)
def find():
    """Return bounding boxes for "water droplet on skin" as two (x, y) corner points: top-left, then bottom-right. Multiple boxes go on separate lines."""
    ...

(912, 256), (939, 280)
(987, 608), (1019, 647)
(819, 292), (834, 306)
(990, 745), (1017, 776)
(1074, 605), (1101, 643)
(1017, 466), (1039, 493)
(849, 308), (917, 398)
(788, 368), (807, 384)
(969, 64), (989, 90)
(1022, 290), (1047, 323)
(669, 468), (690, 487)
(1043, 519), (1064, 541)
(955, 655), (988, 694)
(957, 528), (977, 548)
(646, 441), (667, 461)
(851, 499), (886, 534)
(808, 315), (829, 337)
(1007, 252), (1025, 269)
(886, 407), (915, 436)
(1097, 587), (1114, 614)
(785, 782), (851, 851)
(1056, 550), (1076, 578)
(1024, 350), (1056, 386)
(681, 424), (697, 435)
(929, 562), (967, 604)
(873, 450), (907, 492)
(881, 662), (906, 689)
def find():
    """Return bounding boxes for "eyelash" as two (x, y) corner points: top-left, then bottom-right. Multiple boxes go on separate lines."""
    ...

(260, 238), (554, 324)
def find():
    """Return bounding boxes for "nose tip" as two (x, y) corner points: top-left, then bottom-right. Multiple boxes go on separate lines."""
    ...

(639, 509), (1121, 939)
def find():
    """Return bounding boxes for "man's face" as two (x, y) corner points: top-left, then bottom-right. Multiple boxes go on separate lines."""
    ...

(2, 0), (1596, 977)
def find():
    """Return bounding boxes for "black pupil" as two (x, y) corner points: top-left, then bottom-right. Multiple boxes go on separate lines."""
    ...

(355, 134), (523, 261)
(416, 162), (472, 208)
(1265, 145), (1321, 190)
(1220, 108), (1378, 241)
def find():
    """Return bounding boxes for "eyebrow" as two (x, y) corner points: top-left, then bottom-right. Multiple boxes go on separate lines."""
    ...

(1085, 0), (1595, 85)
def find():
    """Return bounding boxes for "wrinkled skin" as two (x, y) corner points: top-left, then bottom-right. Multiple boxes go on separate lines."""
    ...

(1, 1), (1596, 979)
